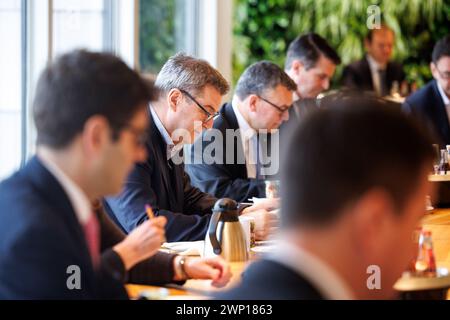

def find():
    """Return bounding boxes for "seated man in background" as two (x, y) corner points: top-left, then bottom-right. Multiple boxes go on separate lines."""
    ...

(186, 61), (296, 202)
(0, 50), (230, 299)
(284, 32), (341, 121)
(342, 24), (405, 96)
(105, 53), (276, 242)
(402, 35), (450, 147)
(217, 97), (434, 299)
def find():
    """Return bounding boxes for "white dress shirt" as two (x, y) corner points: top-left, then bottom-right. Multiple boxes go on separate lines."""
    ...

(367, 54), (387, 96)
(232, 101), (259, 179)
(38, 153), (92, 225)
(437, 81), (450, 125)
(149, 103), (183, 160)
(267, 241), (355, 300)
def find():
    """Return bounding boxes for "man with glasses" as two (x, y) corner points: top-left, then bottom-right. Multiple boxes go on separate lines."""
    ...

(403, 35), (450, 147)
(105, 53), (276, 242)
(186, 61), (296, 204)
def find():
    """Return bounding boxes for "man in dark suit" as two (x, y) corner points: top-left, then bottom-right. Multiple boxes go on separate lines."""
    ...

(342, 25), (405, 96)
(0, 50), (230, 299)
(284, 33), (341, 122)
(217, 97), (435, 299)
(186, 61), (296, 202)
(0, 50), (154, 299)
(402, 35), (450, 147)
(105, 53), (275, 242)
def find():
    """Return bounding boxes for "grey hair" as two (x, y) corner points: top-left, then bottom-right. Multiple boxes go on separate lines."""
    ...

(235, 61), (297, 100)
(154, 52), (230, 96)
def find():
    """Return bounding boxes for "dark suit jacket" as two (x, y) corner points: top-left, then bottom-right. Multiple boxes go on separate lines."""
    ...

(105, 111), (217, 242)
(186, 103), (266, 202)
(402, 80), (449, 147)
(342, 55), (405, 94)
(0, 157), (127, 299)
(95, 201), (178, 286)
(215, 259), (324, 300)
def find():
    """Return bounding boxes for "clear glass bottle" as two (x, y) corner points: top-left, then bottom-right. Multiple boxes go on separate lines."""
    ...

(414, 230), (437, 277)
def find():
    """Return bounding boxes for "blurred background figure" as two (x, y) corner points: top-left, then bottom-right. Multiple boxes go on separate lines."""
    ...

(342, 25), (406, 97)
(402, 35), (450, 148)
(284, 33), (341, 121)
(217, 97), (434, 300)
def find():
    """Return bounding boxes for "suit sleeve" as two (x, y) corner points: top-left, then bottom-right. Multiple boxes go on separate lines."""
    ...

(186, 161), (265, 203)
(341, 65), (359, 89)
(97, 202), (178, 285)
(104, 160), (212, 242)
(0, 211), (125, 299)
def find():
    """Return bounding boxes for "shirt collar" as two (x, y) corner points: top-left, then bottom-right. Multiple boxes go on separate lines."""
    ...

(38, 153), (92, 225)
(366, 54), (386, 71)
(267, 241), (355, 300)
(231, 99), (257, 140)
(436, 81), (450, 106)
(149, 103), (183, 159)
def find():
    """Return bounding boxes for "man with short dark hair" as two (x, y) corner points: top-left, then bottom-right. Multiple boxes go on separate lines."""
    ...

(0, 50), (154, 299)
(217, 97), (434, 299)
(284, 33), (341, 121)
(187, 61), (295, 206)
(402, 35), (450, 147)
(105, 53), (275, 242)
(342, 25), (405, 96)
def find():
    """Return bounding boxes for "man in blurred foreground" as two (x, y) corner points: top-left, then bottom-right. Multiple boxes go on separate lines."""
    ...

(0, 50), (230, 299)
(217, 97), (434, 299)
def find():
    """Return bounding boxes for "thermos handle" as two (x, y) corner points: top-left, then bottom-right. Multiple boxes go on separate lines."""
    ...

(208, 211), (222, 255)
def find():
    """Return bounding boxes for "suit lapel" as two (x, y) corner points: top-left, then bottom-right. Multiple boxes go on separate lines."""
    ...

(362, 56), (375, 90)
(221, 103), (249, 179)
(148, 113), (180, 209)
(25, 156), (93, 267)
(430, 81), (450, 143)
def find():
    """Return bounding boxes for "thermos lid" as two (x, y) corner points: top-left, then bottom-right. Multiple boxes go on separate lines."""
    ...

(212, 198), (239, 222)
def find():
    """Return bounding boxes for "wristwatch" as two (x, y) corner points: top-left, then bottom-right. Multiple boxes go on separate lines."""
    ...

(177, 256), (189, 280)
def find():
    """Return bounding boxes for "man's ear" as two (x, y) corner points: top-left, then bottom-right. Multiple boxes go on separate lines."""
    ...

(167, 88), (183, 112)
(81, 115), (110, 154)
(248, 94), (259, 112)
(350, 189), (395, 264)
(430, 62), (438, 79)
(291, 60), (304, 75)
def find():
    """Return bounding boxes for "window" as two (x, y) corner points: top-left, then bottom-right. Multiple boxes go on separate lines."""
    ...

(52, 0), (112, 57)
(0, 0), (22, 179)
(139, 0), (199, 73)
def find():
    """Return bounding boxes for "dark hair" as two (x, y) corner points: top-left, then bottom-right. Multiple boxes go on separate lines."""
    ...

(285, 33), (341, 70)
(235, 61), (297, 100)
(33, 49), (154, 148)
(366, 24), (394, 43)
(432, 35), (450, 64)
(281, 97), (434, 227)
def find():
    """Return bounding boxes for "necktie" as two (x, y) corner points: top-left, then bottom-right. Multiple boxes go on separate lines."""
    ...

(83, 213), (100, 268)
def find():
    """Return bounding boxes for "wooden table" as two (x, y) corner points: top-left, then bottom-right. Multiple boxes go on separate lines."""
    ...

(420, 209), (450, 270)
(127, 211), (450, 300)
(420, 208), (450, 299)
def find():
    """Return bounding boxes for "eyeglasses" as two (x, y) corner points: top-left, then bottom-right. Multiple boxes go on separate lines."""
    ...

(120, 124), (149, 147)
(179, 89), (219, 123)
(435, 66), (450, 80)
(257, 95), (291, 113)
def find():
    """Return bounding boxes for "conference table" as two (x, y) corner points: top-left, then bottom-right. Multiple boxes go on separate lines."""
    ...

(126, 208), (450, 300)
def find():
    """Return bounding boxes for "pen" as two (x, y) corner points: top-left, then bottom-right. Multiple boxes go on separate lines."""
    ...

(145, 204), (155, 219)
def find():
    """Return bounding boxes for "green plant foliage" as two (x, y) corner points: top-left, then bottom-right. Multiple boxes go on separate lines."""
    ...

(139, 0), (176, 74)
(233, 0), (450, 88)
